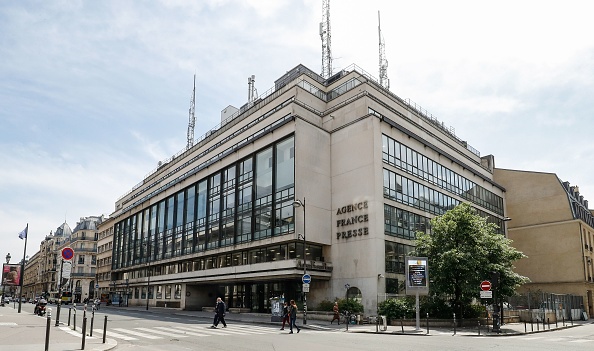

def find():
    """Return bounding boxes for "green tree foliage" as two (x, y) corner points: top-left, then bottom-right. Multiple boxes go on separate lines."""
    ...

(378, 297), (414, 320)
(413, 203), (528, 318)
(337, 298), (364, 314)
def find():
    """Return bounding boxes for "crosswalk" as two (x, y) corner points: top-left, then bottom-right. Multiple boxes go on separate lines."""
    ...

(505, 335), (594, 344)
(59, 323), (319, 341)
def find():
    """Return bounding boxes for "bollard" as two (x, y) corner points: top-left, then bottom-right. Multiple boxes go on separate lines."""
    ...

(530, 317), (533, 331)
(55, 302), (61, 327)
(103, 315), (108, 344)
(426, 313), (429, 334)
(555, 317), (558, 329)
(45, 308), (52, 351)
(90, 309), (94, 337)
(524, 321), (527, 333)
(68, 307), (72, 326)
(401, 317), (404, 334)
(81, 317), (87, 350)
(547, 317), (549, 330)
(453, 313), (456, 335)
(562, 315), (565, 326)
(478, 320), (481, 336)
(73, 308), (77, 331)
(536, 319), (539, 331)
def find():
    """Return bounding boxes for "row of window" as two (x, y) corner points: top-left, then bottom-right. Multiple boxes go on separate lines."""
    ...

(122, 242), (323, 280)
(383, 168), (506, 233)
(113, 136), (296, 269)
(134, 284), (182, 300)
(381, 134), (504, 215)
(384, 204), (431, 240)
(385, 241), (414, 274)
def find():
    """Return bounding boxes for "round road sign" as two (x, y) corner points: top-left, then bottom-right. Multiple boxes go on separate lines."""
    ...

(302, 274), (311, 284)
(480, 280), (492, 291)
(62, 247), (74, 261)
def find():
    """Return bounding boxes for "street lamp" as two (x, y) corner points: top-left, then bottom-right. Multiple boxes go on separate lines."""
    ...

(293, 197), (307, 325)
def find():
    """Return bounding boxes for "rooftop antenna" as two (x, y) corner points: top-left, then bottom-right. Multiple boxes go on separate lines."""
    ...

(320, 0), (332, 79)
(378, 11), (389, 90)
(187, 74), (196, 150)
(248, 75), (258, 107)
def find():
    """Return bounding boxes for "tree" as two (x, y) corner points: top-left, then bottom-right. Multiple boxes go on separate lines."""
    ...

(413, 203), (528, 320)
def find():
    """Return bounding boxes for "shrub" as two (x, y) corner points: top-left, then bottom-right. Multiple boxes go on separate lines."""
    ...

(337, 298), (363, 314)
(378, 298), (414, 321)
(316, 300), (336, 312)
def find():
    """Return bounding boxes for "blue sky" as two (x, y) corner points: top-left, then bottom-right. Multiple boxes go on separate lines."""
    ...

(2, 0), (593, 260)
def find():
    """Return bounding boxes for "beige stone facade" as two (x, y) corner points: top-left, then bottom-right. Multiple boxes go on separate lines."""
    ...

(108, 64), (507, 314)
(493, 168), (594, 318)
(96, 217), (114, 303)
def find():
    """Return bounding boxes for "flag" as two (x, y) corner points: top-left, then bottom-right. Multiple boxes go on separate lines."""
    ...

(18, 226), (27, 240)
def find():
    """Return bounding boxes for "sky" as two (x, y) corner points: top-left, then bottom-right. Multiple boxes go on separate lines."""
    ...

(1, 0), (593, 261)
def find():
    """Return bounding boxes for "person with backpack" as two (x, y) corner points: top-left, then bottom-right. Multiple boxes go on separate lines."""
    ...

(211, 297), (227, 328)
(288, 299), (301, 334)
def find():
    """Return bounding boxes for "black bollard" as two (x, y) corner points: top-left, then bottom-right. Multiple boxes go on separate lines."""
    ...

(555, 317), (558, 329)
(102, 315), (108, 344)
(524, 321), (526, 333)
(73, 308), (77, 331)
(90, 309), (94, 337)
(547, 317), (549, 330)
(530, 317), (533, 332)
(55, 302), (61, 327)
(426, 313), (429, 334)
(45, 309), (52, 351)
(81, 317), (87, 350)
(401, 317), (404, 334)
(453, 313), (456, 335)
(478, 320), (481, 336)
(68, 307), (72, 326)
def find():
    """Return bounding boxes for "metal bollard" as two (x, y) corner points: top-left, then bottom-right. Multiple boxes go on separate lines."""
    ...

(103, 315), (108, 344)
(537, 319), (539, 331)
(547, 317), (549, 330)
(73, 308), (77, 331)
(45, 308), (52, 351)
(555, 317), (558, 329)
(453, 313), (456, 335)
(68, 307), (72, 326)
(401, 317), (404, 333)
(55, 302), (61, 327)
(530, 317), (533, 332)
(478, 320), (481, 336)
(524, 321), (527, 333)
(90, 309), (94, 337)
(81, 317), (87, 350)
(426, 313), (429, 334)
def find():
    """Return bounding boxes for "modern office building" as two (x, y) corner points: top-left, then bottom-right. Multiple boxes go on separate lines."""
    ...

(493, 169), (594, 318)
(109, 63), (508, 314)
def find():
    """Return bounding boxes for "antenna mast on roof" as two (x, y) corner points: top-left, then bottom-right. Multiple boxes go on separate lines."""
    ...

(187, 74), (196, 150)
(320, 0), (332, 79)
(248, 75), (258, 107)
(378, 11), (389, 90)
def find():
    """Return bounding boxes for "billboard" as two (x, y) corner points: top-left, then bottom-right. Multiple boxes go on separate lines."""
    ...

(2, 264), (22, 286)
(405, 256), (429, 295)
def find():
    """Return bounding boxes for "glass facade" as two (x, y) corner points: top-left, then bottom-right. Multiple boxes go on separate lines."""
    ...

(113, 136), (295, 269)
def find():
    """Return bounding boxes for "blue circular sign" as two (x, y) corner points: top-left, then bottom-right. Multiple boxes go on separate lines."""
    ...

(302, 274), (311, 284)
(62, 247), (74, 261)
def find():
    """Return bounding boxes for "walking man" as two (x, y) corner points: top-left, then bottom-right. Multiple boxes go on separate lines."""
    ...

(331, 301), (340, 324)
(280, 301), (290, 330)
(288, 299), (301, 334)
(211, 297), (227, 328)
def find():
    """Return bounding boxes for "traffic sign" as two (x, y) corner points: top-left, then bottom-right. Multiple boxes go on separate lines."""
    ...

(61, 247), (74, 261)
(480, 290), (493, 299)
(303, 284), (310, 293)
(95, 284), (99, 289)
(302, 274), (311, 284)
(480, 280), (492, 291)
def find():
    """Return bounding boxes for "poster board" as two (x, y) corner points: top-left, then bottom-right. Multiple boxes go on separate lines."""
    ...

(405, 256), (429, 295)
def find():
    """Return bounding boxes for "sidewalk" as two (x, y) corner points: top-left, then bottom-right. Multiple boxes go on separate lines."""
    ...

(0, 303), (116, 351)
(101, 304), (592, 336)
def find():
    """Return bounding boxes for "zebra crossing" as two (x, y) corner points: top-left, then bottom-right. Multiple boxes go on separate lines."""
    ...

(505, 335), (594, 344)
(60, 322), (319, 341)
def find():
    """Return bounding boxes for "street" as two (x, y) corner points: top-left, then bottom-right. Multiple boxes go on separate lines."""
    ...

(3, 303), (594, 351)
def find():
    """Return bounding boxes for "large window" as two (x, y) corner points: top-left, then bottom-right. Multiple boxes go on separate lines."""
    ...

(114, 136), (295, 269)
(385, 241), (413, 274)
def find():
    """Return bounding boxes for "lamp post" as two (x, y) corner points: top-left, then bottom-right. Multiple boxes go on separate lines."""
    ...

(293, 197), (307, 325)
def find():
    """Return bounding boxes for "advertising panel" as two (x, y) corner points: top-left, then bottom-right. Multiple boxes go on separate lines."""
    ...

(2, 264), (22, 286)
(405, 256), (429, 295)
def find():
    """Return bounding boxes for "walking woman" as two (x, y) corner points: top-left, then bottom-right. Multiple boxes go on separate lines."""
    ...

(280, 301), (290, 330)
(288, 299), (301, 334)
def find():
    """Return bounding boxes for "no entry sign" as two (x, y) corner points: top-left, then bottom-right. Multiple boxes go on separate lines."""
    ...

(480, 280), (492, 291)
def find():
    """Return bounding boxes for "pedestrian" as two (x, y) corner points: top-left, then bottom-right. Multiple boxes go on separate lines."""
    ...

(288, 299), (300, 334)
(94, 298), (100, 310)
(331, 301), (340, 324)
(118, 295), (123, 307)
(280, 301), (290, 330)
(211, 297), (227, 328)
